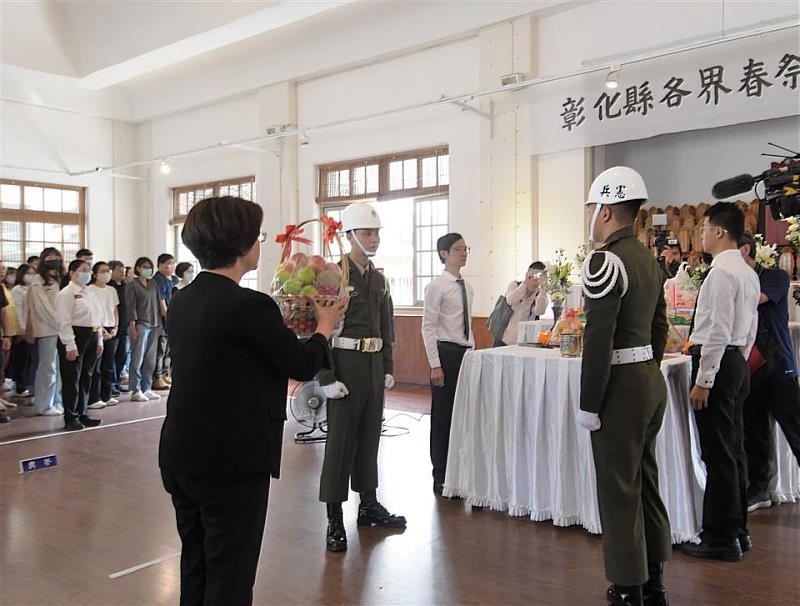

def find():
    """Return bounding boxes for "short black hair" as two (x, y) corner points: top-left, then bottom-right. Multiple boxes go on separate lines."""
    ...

(68, 259), (87, 274)
(76, 249), (93, 258)
(705, 202), (744, 243)
(609, 199), (644, 224)
(738, 230), (757, 259)
(529, 261), (546, 271)
(134, 257), (154, 276)
(92, 261), (109, 275)
(26, 256), (39, 264)
(182, 196), (263, 270)
(436, 232), (464, 263)
(176, 262), (194, 278)
(15, 264), (32, 285)
(108, 260), (125, 272)
(157, 253), (176, 266)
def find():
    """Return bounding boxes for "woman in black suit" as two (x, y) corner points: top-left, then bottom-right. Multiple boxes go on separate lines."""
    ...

(159, 196), (347, 606)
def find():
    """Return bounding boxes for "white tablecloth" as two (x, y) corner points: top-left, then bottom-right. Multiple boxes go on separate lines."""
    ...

(444, 346), (800, 543)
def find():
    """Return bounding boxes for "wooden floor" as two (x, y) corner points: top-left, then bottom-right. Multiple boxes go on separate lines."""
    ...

(1, 387), (798, 605)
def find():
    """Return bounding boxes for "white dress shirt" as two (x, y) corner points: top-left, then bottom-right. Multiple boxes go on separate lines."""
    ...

(689, 249), (760, 389)
(501, 281), (549, 345)
(422, 270), (475, 368)
(56, 282), (103, 352)
(88, 284), (120, 328)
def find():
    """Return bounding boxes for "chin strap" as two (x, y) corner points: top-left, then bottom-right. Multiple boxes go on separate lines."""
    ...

(582, 249), (629, 300)
(350, 232), (376, 257)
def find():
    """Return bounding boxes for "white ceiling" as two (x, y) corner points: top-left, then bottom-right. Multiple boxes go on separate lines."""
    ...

(0, 0), (576, 121)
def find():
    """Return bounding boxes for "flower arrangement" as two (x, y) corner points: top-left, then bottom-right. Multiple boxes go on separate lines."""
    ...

(754, 234), (778, 269)
(688, 264), (710, 291)
(575, 242), (590, 268)
(784, 216), (800, 252)
(545, 248), (573, 303)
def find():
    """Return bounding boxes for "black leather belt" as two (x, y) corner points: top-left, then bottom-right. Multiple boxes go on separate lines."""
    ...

(688, 344), (740, 356)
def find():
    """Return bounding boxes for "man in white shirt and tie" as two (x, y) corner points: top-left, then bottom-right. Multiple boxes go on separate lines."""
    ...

(421, 233), (474, 495)
(682, 202), (760, 562)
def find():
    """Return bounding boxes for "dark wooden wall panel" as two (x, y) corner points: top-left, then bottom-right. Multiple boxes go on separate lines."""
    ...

(393, 315), (491, 386)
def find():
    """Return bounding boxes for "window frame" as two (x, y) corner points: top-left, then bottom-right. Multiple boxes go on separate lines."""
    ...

(0, 179), (86, 264)
(171, 176), (256, 225)
(316, 146), (449, 205)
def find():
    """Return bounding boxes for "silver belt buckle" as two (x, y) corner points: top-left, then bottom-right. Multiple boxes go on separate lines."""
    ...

(360, 337), (381, 353)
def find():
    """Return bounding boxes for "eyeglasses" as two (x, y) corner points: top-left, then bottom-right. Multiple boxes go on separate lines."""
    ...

(258, 231), (268, 243)
(451, 246), (471, 254)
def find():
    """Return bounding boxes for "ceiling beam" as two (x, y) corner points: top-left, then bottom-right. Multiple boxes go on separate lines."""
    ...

(78, 0), (354, 90)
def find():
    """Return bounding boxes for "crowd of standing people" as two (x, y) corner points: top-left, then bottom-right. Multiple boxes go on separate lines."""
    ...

(0, 249), (193, 429)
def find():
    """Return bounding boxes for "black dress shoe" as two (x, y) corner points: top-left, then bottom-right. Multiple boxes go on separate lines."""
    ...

(357, 494), (407, 528)
(642, 561), (668, 606)
(680, 540), (742, 561)
(606, 584), (643, 606)
(64, 419), (85, 432)
(326, 503), (347, 553)
(738, 533), (752, 553)
(0, 413), (11, 424)
(79, 416), (102, 428)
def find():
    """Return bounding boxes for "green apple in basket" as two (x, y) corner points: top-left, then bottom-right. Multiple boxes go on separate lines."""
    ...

(301, 285), (319, 296)
(283, 278), (304, 295)
(296, 266), (317, 285)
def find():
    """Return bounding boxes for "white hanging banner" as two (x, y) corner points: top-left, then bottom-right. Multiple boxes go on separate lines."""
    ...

(529, 28), (800, 155)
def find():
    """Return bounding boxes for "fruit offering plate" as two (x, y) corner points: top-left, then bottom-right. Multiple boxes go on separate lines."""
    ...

(271, 217), (349, 337)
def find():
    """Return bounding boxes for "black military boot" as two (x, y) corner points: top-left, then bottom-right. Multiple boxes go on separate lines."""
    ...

(642, 562), (668, 606)
(606, 585), (643, 606)
(326, 503), (347, 552)
(357, 491), (407, 528)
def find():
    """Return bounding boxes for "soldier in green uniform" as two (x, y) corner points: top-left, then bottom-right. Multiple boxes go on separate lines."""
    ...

(579, 167), (672, 606)
(318, 202), (406, 553)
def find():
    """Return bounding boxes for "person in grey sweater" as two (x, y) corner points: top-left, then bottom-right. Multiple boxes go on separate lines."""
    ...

(126, 257), (161, 402)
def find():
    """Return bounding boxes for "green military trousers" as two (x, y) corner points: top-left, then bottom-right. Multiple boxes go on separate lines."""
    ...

(319, 348), (385, 503)
(590, 360), (673, 585)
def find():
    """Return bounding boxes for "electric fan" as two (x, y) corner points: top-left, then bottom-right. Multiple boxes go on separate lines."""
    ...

(288, 380), (328, 444)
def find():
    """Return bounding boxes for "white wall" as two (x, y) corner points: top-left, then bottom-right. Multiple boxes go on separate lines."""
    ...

(0, 99), (119, 260)
(297, 38), (482, 300)
(601, 115), (800, 205)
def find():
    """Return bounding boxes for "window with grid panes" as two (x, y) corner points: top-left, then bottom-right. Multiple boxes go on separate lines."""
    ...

(318, 148), (449, 306)
(171, 177), (258, 291)
(1, 180), (85, 265)
(321, 195), (448, 307)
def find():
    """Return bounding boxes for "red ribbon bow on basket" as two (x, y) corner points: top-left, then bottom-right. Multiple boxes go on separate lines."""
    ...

(276, 224), (312, 262)
(320, 215), (343, 257)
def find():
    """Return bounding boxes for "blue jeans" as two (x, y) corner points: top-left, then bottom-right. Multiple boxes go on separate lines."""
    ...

(34, 336), (62, 414)
(130, 324), (159, 393)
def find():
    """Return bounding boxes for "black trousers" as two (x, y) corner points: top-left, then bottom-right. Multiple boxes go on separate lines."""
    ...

(114, 330), (129, 387)
(691, 349), (750, 545)
(57, 327), (99, 422)
(9, 339), (32, 392)
(90, 331), (118, 403)
(430, 342), (469, 486)
(161, 469), (270, 606)
(155, 334), (171, 379)
(743, 364), (800, 496)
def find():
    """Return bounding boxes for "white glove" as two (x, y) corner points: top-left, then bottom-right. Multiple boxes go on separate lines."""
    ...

(320, 381), (349, 400)
(331, 320), (344, 339)
(384, 374), (395, 390)
(577, 410), (602, 431)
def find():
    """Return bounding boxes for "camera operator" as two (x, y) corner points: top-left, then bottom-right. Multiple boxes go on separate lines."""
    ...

(494, 262), (549, 347)
(658, 239), (682, 279)
(738, 231), (800, 512)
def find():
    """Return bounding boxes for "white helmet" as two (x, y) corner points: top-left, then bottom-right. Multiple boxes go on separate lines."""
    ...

(586, 166), (648, 206)
(341, 203), (382, 231)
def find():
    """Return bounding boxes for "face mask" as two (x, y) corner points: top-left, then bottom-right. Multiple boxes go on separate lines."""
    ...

(23, 274), (34, 286)
(142, 268), (154, 279)
(5, 276), (14, 286)
(78, 272), (92, 285)
(97, 273), (112, 285)
(184, 272), (196, 283)
(44, 259), (62, 270)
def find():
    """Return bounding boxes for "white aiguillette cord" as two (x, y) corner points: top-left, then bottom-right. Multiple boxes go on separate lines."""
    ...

(582, 249), (629, 300)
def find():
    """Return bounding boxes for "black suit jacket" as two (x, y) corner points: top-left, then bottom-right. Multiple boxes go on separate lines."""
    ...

(158, 272), (330, 479)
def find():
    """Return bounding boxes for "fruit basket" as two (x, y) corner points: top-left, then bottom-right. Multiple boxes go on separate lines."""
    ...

(271, 216), (349, 337)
